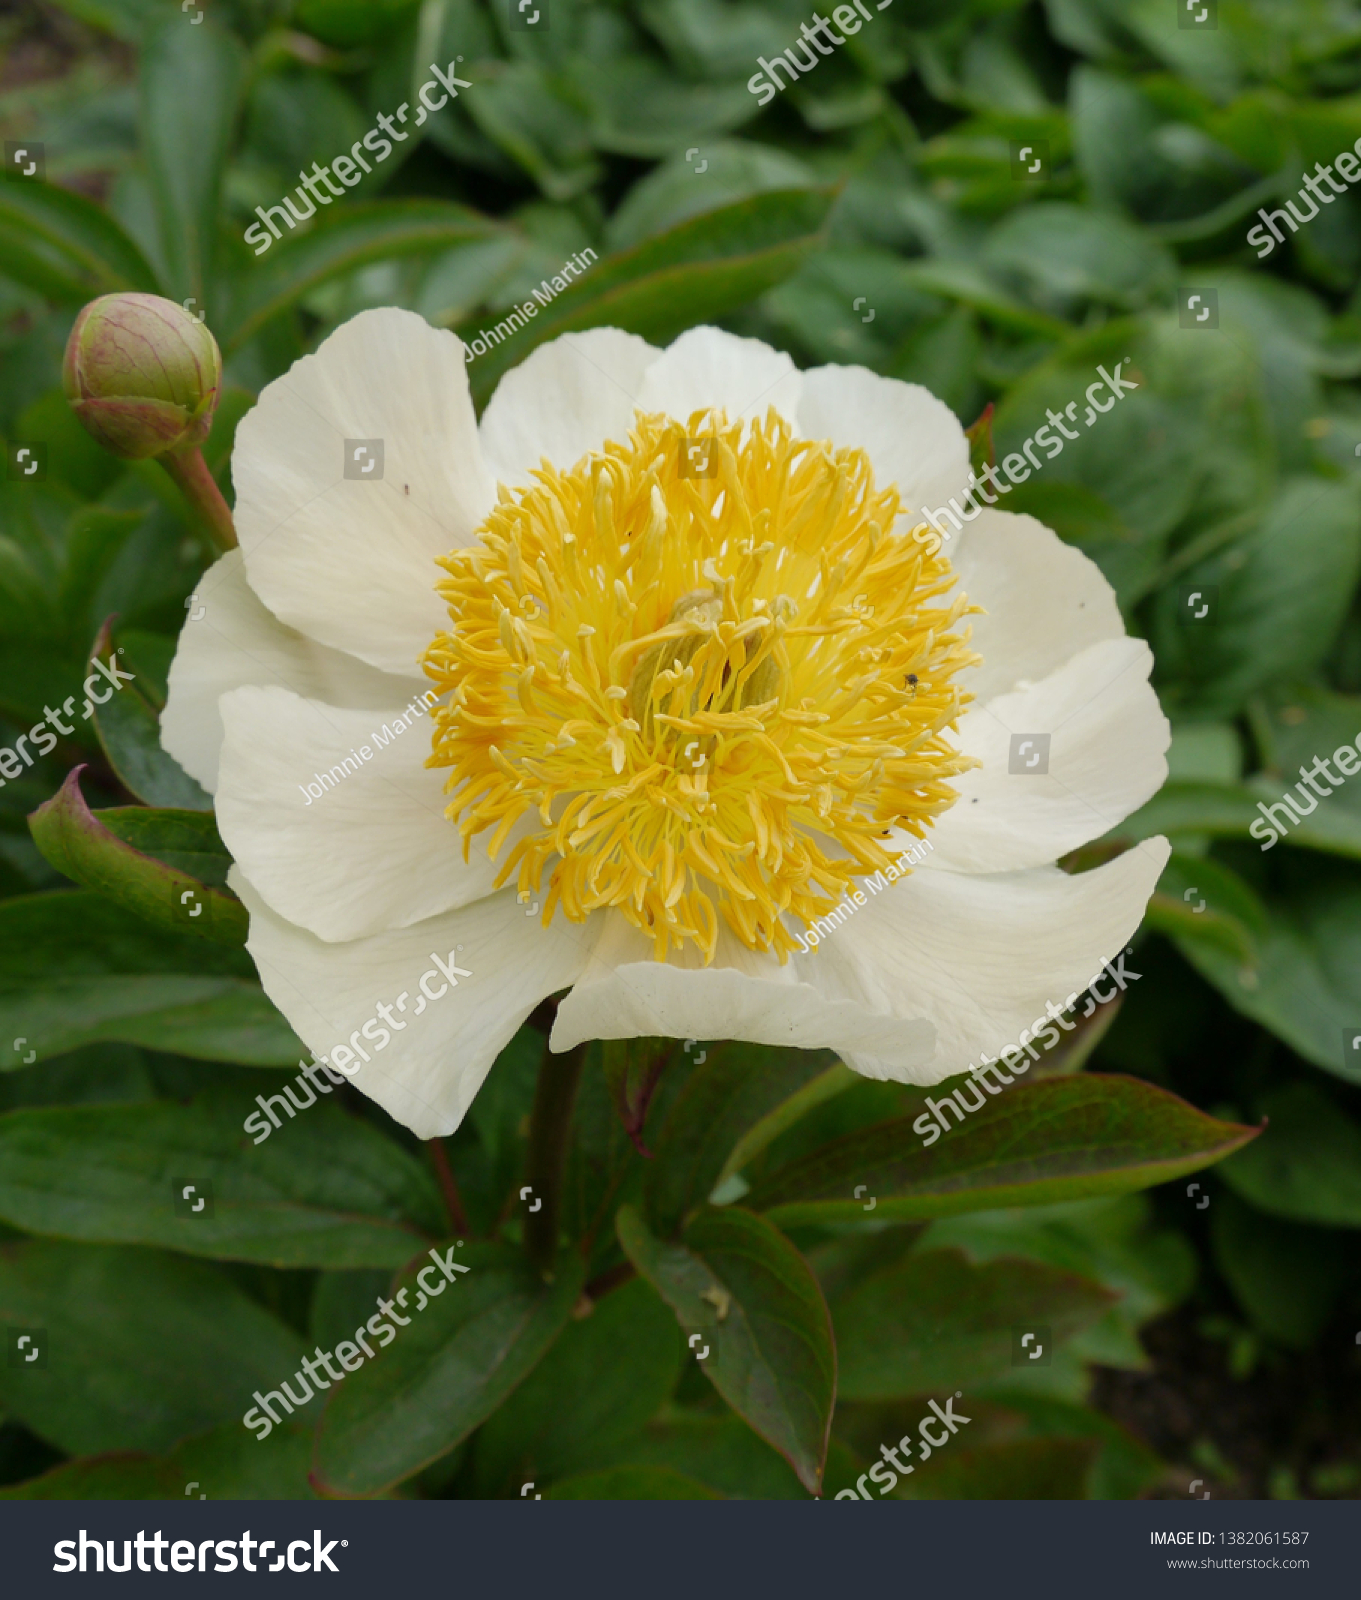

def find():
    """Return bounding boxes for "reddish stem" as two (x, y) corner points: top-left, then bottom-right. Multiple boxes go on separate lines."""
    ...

(158, 443), (237, 552)
(425, 1137), (470, 1236)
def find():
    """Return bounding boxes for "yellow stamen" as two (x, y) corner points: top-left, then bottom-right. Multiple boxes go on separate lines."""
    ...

(422, 408), (981, 964)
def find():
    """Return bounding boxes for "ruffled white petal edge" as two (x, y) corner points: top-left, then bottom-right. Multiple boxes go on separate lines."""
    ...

(232, 308), (495, 677)
(949, 509), (1127, 703)
(161, 550), (427, 794)
(551, 914), (936, 1068)
(824, 837), (1171, 1085)
(927, 637), (1170, 874)
(215, 685), (504, 943)
(232, 869), (596, 1139)
(796, 364), (972, 529)
(478, 327), (659, 485)
(635, 325), (802, 430)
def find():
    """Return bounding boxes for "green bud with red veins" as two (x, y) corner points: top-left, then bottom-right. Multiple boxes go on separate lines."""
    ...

(63, 292), (222, 461)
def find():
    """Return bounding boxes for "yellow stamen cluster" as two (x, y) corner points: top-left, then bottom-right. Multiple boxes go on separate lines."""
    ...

(421, 408), (980, 964)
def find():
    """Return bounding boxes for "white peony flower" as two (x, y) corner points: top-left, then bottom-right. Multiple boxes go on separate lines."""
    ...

(161, 310), (1170, 1139)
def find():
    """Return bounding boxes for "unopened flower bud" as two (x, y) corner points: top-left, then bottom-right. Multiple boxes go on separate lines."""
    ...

(63, 292), (222, 461)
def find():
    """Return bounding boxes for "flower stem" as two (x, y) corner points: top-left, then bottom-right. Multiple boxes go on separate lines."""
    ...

(523, 1039), (586, 1277)
(425, 1136), (470, 1236)
(158, 444), (237, 553)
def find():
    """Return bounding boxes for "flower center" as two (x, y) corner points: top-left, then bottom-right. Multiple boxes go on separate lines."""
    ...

(422, 408), (979, 963)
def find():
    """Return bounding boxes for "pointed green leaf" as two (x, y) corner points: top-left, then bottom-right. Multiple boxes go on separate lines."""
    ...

(29, 768), (245, 944)
(0, 1092), (445, 1266)
(139, 16), (246, 304)
(744, 1076), (1258, 1226)
(616, 1203), (834, 1495)
(312, 1243), (585, 1496)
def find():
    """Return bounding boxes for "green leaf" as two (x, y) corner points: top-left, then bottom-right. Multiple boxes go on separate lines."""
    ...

(473, 1276), (682, 1494)
(830, 1247), (1116, 1401)
(0, 890), (302, 1067)
(0, 178), (161, 300)
(0, 1092), (445, 1266)
(744, 1075), (1258, 1226)
(1145, 849), (1267, 966)
(29, 769), (246, 945)
(607, 140), (816, 252)
(90, 649), (213, 810)
(462, 63), (601, 202)
(1210, 1191), (1353, 1350)
(546, 1465), (722, 1499)
(1153, 477), (1361, 717)
(0, 1420), (317, 1499)
(569, 62), (757, 162)
(616, 1203), (835, 1495)
(1217, 1082), (1361, 1228)
(0, 1240), (308, 1455)
(138, 16), (246, 305)
(982, 202), (1176, 317)
(645, 1042), (847, 1236)
(465, 188), (834, 404)
(312, 1242), (585, 1496)
(920, 1193), (1196, 1371)
(1175, 856), (1361, 1084)
(1105, 779), (1361, 861)
(224, 200), (502, 351)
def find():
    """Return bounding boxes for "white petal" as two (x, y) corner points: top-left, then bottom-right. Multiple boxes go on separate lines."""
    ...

(636, 326), (802, 427)
(550, 914), (935, 1067)
(161, 550), (426, 794)
(232, 308), (495, 677)
(950, 509), (1126, 702)
(478, 328), (659, 486)
(215, 685), (501, 942)
(796, 364), (971, 524)
(823, 839), (1171, 1085)
(233, 870), (594, 1139)
(929, 637), (1170, 874)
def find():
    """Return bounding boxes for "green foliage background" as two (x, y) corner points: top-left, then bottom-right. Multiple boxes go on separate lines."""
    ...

(0, 0), (1359, 1500)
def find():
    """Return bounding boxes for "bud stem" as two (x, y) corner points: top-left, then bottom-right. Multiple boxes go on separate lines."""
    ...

(158, 445), (237, 553)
